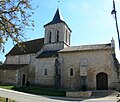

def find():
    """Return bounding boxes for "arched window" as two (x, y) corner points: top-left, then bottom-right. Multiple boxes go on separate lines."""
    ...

(70, 68), (73, 76)
(57, 31), (59, 42)
(49, 31), (51, 43)
(44, 69), (47, 75)
(66, 30), (67, 43)
(68, 33), (70, 45)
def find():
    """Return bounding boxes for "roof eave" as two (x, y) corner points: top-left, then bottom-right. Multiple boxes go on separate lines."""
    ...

(44, 22), (72, 32)
(59, 48), (112, 53)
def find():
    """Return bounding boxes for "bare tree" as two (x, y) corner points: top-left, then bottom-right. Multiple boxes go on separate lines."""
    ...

(0, 0), (34, 52)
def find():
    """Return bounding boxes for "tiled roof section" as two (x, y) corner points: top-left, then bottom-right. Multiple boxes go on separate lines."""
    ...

(6, 38), (44, 56)
(59, 43), (111, 52)
(0, 64), (28, 70)
(36, 50), (58, 58)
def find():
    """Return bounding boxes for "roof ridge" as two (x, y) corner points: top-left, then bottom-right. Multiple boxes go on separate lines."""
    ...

(70, 43), (111, 48)
(22, 38), (44, 43)
(59, 43), (111, 52)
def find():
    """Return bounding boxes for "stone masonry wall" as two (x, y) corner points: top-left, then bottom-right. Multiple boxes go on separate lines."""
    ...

(0, 70), (16, 84)
(35, 57), (56, 86)
(6, 54), (31, 64)
(59, 49), (117, 90)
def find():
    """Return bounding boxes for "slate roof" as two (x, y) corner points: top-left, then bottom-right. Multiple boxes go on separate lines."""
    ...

(59, 43), (111, 52)
(44, 8), (72, 32)
(44, 8), (64, 26)
(6, 38), (44, 56)
(36, 50), (58, 58)
(0, 64), (28, 70)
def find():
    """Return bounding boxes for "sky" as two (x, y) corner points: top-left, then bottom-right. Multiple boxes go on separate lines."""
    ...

(0, 0), (120, 62)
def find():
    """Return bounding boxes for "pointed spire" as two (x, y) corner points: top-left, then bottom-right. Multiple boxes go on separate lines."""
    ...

(44, 8), (65, 27)
(44, 8), (72, 32)
(52, 8), (65, 23)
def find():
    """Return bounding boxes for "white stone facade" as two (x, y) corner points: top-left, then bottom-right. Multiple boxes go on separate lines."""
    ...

(44, 23), (71, 51)
(35, 58), (56, 86)
(5, 54), (36, 64)
(59, 48), (118, 90)
(0, 8), (119, 90)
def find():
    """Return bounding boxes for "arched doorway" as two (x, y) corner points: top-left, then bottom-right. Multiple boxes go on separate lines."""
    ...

(22, 74), (26, 86)
(96, 72), (108, 90)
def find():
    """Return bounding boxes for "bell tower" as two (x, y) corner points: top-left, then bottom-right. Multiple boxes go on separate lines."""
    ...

(43, 8), (72, 51)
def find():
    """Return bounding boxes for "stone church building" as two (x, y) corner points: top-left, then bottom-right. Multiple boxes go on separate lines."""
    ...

(0, 8), (120, 90)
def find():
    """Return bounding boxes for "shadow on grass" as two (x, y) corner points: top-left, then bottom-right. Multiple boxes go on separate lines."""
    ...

(12, 86), (66, 97)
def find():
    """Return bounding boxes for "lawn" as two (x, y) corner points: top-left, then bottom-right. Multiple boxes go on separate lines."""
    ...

(0, 97), (15, 102)
(0, 85), (66, 97)
(13, 86), (66, 96)
(0, 85), (14, 90)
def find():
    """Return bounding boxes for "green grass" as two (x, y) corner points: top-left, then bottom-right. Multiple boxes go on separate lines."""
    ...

(0, 85), (14, 90)
(12, 86), (66, 96)
(0, 97), (6, 102)
(0, 85), (66, 97)
(0, 97), (15, 102)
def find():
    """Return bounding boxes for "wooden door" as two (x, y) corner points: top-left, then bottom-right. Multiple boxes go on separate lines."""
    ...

(96, 72), (108, 90)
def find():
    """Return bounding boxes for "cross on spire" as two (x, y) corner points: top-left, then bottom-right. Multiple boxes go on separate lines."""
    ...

(57, 1), (60, 8)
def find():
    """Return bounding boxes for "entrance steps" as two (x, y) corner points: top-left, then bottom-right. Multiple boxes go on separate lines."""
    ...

(91, 90), (119, 98)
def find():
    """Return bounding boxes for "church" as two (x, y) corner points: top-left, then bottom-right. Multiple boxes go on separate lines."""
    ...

(0, 8), (120, 90)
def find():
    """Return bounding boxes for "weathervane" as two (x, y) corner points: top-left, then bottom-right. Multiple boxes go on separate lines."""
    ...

(111, 0), (120, 50)
(57, 1), (60, 8)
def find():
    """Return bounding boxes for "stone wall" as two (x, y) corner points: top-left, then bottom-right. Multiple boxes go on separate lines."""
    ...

(6, 55), (19, 64)
(2, 53), (36, 85)
(59, 49), (117, 90)
(0, 65), (29, 86)
(44, 23), (71, 51)
(5, 53), (37, 65)
(0, 70), (16, 85)
(43, 42), (68, 51)
(35, 57), (56, 86)
(44, 23), (71, 45)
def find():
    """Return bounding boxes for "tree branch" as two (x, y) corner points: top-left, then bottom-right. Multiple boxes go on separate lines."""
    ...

(0, 1), (22, 14)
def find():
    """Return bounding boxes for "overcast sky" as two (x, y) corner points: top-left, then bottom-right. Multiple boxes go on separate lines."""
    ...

(0, 0), (120, 62)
